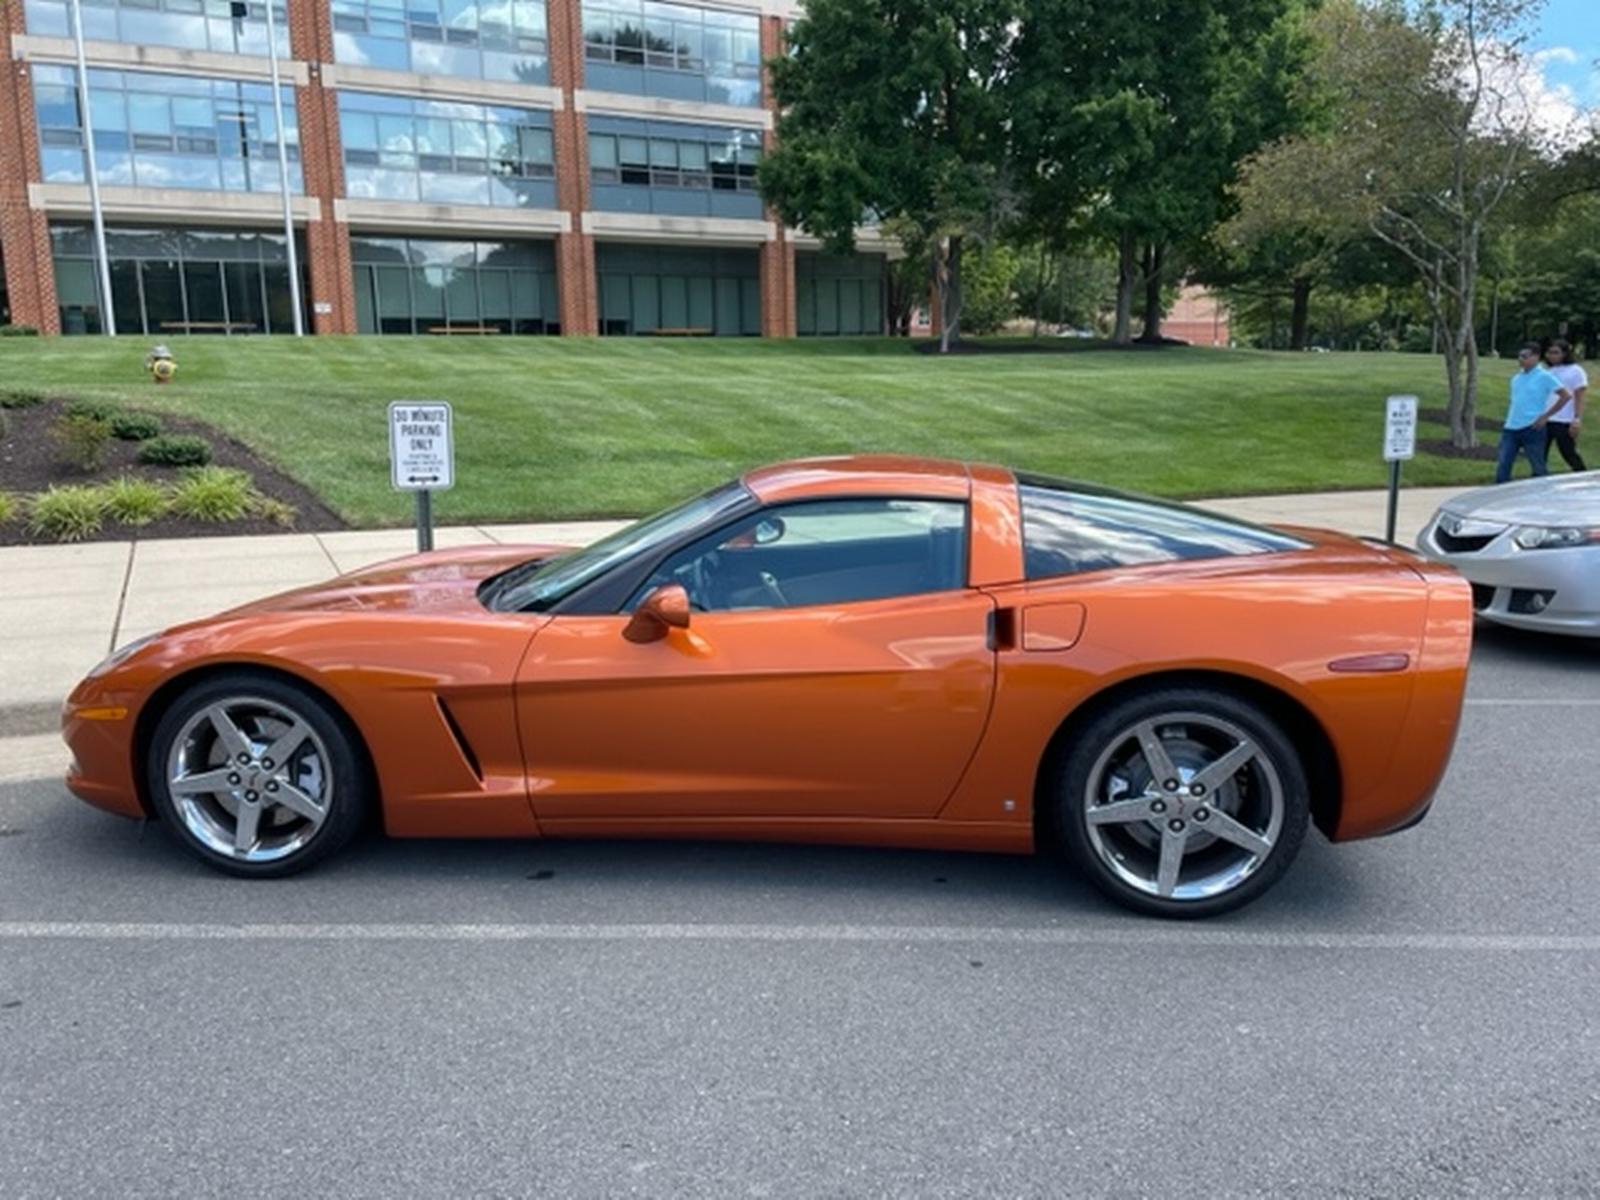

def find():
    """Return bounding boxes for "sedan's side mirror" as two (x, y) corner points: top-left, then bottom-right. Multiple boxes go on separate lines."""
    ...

(624, 583), (691, 643)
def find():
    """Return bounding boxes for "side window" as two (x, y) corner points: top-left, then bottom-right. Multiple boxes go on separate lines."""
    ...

(629, 498), (968, 612)
(1018, 478), (1308, 579)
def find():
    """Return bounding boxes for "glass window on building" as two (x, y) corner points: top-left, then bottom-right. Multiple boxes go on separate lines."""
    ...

(50, 223), (306, 335)
(339, 92), (556, 209)
(331, 0), (549, 83)
(24, 0), (288, 58)
(582, 0), (760, 107)
(588, 116), (761, 219)
(796, 252), (885, 336)
(596, 244), (757, 336)
(350, 236), (558, 334)
(33, 66), (302, 195)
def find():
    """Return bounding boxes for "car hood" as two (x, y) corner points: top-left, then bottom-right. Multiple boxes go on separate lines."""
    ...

(224, 543), (574, 616)
(1437, 471), (1600, 526)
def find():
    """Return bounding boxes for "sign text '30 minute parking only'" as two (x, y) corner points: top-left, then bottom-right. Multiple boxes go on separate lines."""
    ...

(389, 401), (454, 491)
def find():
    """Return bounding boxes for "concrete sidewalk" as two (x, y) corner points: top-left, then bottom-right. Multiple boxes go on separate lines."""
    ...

(0, 486), (1470, 721)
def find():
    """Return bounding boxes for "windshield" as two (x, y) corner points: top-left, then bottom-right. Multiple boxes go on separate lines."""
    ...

(488, 481), (749, 612)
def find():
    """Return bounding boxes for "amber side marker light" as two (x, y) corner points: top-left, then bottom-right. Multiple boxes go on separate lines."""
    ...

(1327, 653), (1411, 674)
(73, 706), (129, 721)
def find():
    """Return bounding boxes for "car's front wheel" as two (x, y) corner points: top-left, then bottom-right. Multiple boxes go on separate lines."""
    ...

(1055, 688), (1310, 918)
(145, 672), (370, 877)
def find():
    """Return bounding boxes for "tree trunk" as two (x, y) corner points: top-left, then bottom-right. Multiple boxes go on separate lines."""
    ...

(1289, 278), (1312, 351)
(1031, 242), (1051, 339)
(1137, 242), (1165, 343)
(1487, 278), (1500, 356)
(938, 235), (964, 354)
(1443, 335), (1466, 445)
(1112, 230), (1137, 345)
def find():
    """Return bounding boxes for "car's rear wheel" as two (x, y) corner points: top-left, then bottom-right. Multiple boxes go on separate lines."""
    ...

(145, 672), (370, 878)
(1055, 688), (1310, 918)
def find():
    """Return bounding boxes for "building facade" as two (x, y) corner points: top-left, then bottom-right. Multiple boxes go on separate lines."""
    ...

(1165, 285), (1231, 348)
(0, 0), (891, 336)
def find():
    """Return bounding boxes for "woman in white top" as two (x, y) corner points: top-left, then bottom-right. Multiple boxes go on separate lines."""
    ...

(1543, 338), (1588, 472)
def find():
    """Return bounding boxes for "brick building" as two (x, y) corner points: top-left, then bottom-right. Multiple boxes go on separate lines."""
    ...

(1164, 284), (1231, 348)
(0, 0), (892, 337)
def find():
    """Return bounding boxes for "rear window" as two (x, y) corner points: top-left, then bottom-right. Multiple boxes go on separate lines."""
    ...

(1017, 473), (1308, 580)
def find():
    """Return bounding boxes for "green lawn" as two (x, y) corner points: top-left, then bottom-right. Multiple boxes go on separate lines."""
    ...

(0, 336), (1510, 527)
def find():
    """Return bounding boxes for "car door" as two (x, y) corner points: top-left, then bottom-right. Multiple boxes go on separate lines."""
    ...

(514, 497), (996, 821)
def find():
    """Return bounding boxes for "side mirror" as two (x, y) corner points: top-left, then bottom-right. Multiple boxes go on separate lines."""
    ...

(624, 583), (691, 643)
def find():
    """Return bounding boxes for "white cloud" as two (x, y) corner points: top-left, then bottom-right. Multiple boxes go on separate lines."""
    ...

(1533, 45), (1582, 67)
(1461, 38), (1590, 150)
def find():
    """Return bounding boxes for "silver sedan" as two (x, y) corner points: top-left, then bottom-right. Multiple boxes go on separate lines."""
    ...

(1418, 471), (1600, 636)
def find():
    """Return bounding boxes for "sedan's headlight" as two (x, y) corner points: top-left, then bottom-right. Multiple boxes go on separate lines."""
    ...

(87, 633), (160, 677)
(1512, 525), (1600, 550)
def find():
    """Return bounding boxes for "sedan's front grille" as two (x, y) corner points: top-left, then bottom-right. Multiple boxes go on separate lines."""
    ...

(1470, 583), (1496, 611)
(1434, 529), (1498, 554)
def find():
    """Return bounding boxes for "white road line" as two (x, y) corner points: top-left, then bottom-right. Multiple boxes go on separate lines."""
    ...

(1465, 698), (1600, 706)
(3, 921), (1600, 953)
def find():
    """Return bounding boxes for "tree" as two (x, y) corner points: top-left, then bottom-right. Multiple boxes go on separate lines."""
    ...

(759, 0), (1018, 353)
(1230, 0), (1557, 447)
(1495, 193), (1600, 356)
(1009, 0), (1309, 344)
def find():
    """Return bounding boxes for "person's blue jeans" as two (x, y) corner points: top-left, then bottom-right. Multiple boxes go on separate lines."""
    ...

(1495, 426), (1549, 483)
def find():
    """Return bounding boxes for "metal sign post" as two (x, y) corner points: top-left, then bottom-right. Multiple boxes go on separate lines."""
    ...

(1382, 394), (1418, 545)
(388, 401), (454, 552)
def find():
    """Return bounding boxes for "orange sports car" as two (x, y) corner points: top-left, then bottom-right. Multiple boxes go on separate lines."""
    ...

(62, 456), (1472, 917)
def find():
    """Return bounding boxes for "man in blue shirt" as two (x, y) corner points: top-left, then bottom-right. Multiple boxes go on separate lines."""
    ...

(1496, 341), (1573, 483)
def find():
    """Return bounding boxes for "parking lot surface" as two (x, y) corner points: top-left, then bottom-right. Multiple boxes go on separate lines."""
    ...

(2, 623), (1598, 1197)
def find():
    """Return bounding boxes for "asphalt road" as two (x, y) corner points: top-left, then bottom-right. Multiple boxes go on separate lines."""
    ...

(3, 624), (1599, 1198)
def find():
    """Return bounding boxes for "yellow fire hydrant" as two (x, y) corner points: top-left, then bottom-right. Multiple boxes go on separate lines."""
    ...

(144, 344), (177, 384)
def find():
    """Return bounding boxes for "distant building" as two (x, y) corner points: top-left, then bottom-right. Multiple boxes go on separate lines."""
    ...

(1164, 285), (1230, 347)
(0, 0), (894, 337)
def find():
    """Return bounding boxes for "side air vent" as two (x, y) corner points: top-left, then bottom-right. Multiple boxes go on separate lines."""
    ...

(436, 697), (483, 781)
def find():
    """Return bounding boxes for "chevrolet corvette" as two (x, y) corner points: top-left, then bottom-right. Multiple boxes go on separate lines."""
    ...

(63, 456), (1472, 917)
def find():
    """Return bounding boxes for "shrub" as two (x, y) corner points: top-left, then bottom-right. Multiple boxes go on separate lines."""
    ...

(0, 324), (41, 337)
(0, 409), (9, 441)
(138, 434), (213, 467)
(0, 491), (18, 525)
(252, 496), (299, 528)
(28, 485), (107, 542)
(0, 389), (45, 409)
(64, 397), (122, 422)
(110, 412), (162, 441)
(101, 475), (169, 526)
(53, 412), (112, 472)
(168, 466), (257, 522)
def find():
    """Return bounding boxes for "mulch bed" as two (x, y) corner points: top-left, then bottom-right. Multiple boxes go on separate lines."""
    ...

(0, 396), (345, 546)
(1417, 407), (1508, 461)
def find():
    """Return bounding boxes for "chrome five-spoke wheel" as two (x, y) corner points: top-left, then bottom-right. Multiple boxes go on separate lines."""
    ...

(166, 696), (332, 863)
(148, 672), (369, 877)
(1058, 689), (1309, 917)
(1085, 712), (1283, 901)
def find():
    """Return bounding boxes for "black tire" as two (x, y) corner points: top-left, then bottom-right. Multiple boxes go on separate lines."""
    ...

(1054, 687), (1310, 919)
(145, 670), (371, 878)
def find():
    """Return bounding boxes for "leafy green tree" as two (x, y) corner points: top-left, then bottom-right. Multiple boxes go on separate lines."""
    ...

(960, 243), (1022, 334)
(1229, 0), (1557, 446)
(1495, 193), (1600, 356)
(1013, 242), (1119, 334)
(1009, 0), (1309, 344)
(760, 0), (1018, 352)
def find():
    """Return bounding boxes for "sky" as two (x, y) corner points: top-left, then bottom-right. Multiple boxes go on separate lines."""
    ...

(1528, 0), (1599, 126)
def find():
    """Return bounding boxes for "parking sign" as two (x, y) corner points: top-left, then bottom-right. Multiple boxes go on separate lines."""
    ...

(389, 401), (454, 491)
(1384, 395), (1418, 463)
